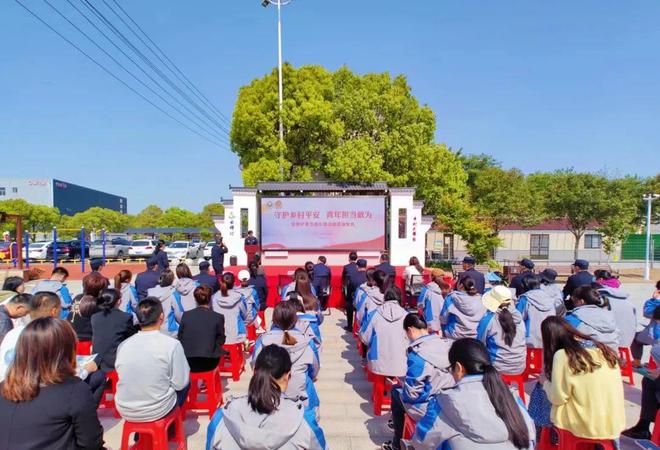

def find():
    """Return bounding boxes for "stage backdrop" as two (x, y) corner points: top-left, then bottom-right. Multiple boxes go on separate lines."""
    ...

(260, 196), (386, 250)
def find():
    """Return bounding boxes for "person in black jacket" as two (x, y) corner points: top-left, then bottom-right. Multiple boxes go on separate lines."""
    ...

(178, 285), (226, 372)
(345, 259), (368, 331)
(194, 260), (220, 294)
(509, 258), (536, 297)
(563, 259), (594, 300)
(211, 237), (229, 278)
(375, 253), (397, 279)
(247, 260), (268, 311)
(152, 240), (170, 273)
(135, 259), (160, 301)
(91, 289), (137, 374)
(0, 317), (104, 450)
(67, 294), (99, 342)
(457, 256), (486, 294)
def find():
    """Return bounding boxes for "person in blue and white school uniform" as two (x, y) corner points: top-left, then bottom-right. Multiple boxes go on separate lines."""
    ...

(211, 272), (248, 345)
(515, 276), (563, 349)
(410, 338), (535, 450)
(417, 269), (451, 334)
(439, 277), (486, 340)
(477, 285), (527, 376)
(206, 344), (326, 450)
(565, 285), (619, 352)
(381, 313), (453, 450)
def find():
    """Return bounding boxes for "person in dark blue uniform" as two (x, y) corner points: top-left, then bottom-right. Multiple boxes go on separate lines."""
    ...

(152, 240), (169, 273)
(375, 253), (396, 279)
(313, 256), (332, 311)
(194, 261), (220, 294)
(211, 237), (228, 278)
(456, 256), (486, 294)
(345, 259), (368, 331)
(134, 259), (160, 301)
(509, 258), (535, 297)
(244, 230), (259, 246)
(563, 259), (594, 300)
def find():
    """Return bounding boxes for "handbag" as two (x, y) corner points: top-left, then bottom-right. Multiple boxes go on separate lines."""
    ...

(528, 381), (552, 428)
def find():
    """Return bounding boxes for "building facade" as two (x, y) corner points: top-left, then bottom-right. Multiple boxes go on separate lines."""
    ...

(0, 178), (127, 215)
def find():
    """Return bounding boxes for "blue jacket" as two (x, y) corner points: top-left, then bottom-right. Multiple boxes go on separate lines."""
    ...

(312, 264), (331, 292)
(194, 271), (220, 294)
(477, 306), (527, 375)
(562, 271), (594, 299)
(134, 270), (160, 301)
(636, 298), (660, 345)
(153, 250), (169, 273)
(211, 244), (227, 274)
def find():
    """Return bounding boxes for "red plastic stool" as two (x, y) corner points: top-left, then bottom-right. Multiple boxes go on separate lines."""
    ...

(185, 368), (223, 417)
(618, 347), (635, 385)
(99, 370), (120, 418)
(218, 343), (245, 382)
(258, 310), (266, 328)
(536, 427), (556, 450)
(525, 347), (543, 379)
(77, 340), (92, 355)
(650, 358), (658, 370)
(403, 414), (416, 439)
(501, 372), (526, 405)
(555, 428), (616, 449)
(371, 374), (393, 416)
(120, 407), (186, 450)
(653, 409), (660, 445)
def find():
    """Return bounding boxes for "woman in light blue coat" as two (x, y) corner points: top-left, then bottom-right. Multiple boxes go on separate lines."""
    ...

(440, 277), (486, 340)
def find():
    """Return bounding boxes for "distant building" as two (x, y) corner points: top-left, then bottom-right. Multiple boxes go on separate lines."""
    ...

(0, 178), (127, 215)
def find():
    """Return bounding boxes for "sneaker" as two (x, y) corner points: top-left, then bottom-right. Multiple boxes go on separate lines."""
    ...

(621, 427), (651, 440)
(387, 419), (394, 431)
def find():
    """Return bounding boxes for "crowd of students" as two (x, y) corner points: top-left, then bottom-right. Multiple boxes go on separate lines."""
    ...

(0, 250), (657, 449)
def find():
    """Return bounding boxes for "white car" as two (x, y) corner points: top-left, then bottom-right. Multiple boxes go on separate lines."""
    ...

(203, 241), (215, 260)
(23, 241), (50, 260)
(89, 237), (131, 259)
(129, 240), (158, 259)
(165, 241), (200, 261)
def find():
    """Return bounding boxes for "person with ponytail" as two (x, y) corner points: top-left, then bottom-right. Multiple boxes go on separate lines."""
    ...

(417, 269), (451, 334)
(91, 288), (137, 374)
(403, 256), (425, 300)
(173, 263), (199, 317)
(360, 286), (408, 378)
(412, 338), (535, 450)
(382, 313), (453, 450)
(440, 276), (486, 340)
(211, 272), (248, 345)
(294, 277), (323, 347)
(358, 269), (390, 330)
(476, 285), (526, 376)
(515, 275), (563, 349)
(251, 301), (320, 414)
(281, 268), (318, 303)
(564, 285), (619, 352)
(540, 316), (624, 441)
(114, 269), (138, 318)
(147, 269), (180, 337)
(207, 344), (327, 449)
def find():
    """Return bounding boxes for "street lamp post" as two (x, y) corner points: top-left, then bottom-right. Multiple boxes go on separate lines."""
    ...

(643, 193), (659, 281)
(262, 0), (292, 177)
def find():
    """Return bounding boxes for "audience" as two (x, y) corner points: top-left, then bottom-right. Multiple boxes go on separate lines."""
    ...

(623, 340), (660, 439)
(562, 259), (594, 300)
(358, 269), (389, 330)
(0, 276), (25, 301)
(403, 256), (424, 294)
(174, 263), (197, 315)
(207, 344), (327, 449)
(178, 285), (226, 373)
(418, 270), (450, 334)
(353, 268), (378, 327)
(194, 260), (220, 294)
(91, 289), (137, 374)
(457, 256), (486, 294)
(114, 269), (138, 316)
(247, 260), (268, 312)
(0, 317), (104, 449)
(211, 272), (248, 344)
(360, 286), (408, 378)
(565, 285), (619, 351)
(382, 313), (453, 450)
(252, 301), (320, 412)
(0, 293), (31, 342)
(477, 285), (526, 376)
(147, 268), (180, 336)
(134, 259), (160, 301)
(412, 338), (534, 449)
(541, 316), (624, 441)
(440, 277), (486, 340)
(594, 275), (636, 351)
(515, 276), (563, 349)
(631, 281), (660, 367)
(375, 253), (397, 279)
(293, 278), (323, 346)
(115, 298), (190, 422)
(32, 267), (73, 319)
(67, 294), (98, 343)
(235, 270), (259, 328)
(538, 269), (564, 310)
(509, 258), (535, 298)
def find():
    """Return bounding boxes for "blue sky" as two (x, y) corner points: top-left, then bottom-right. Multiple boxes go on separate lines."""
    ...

(1, 1), (659, 213)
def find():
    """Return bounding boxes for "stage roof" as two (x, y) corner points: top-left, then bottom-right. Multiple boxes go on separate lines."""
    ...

(251, 182), (389, 192)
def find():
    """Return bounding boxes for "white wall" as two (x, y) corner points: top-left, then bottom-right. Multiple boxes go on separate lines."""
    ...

(214, 189), (258, 265)
(389, 189), (429, 267)
(0, 178), (53, 207)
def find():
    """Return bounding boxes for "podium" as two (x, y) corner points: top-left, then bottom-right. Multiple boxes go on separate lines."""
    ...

(244, 245), (260, 265)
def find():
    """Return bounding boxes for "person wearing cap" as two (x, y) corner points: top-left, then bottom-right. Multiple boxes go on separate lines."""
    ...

(375, 253), (396, 279)
(418, 269), (451, 334)
(509, 259), (535, 297)
(193, 260), (220, 294)
(516, 276), (564, 348)
(477, 285), (526, 376)
(457, 256), (486, 295)
(235, 269), (260, 329)
(562, 259), (594, 300)
(345, 259), (368, 331)
(134, 259), (160, 301)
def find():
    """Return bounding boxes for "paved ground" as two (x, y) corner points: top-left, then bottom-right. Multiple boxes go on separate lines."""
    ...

(24, 279), (658, 449)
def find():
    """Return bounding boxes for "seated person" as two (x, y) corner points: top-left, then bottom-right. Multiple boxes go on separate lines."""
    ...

(146, 269), (180, 337)
(0, 317), (104, 449)
(234, 270), (260, 328)
(440, 277), (486, 340)
(0, 293), (31, 342)
(631, 280), (660, 367)
(623, 340), (660, 439)
(211, 273), (248, 345)
(207, 344), (327, 449)
(411, 338), (535, 449)
(67, 294), (98, 342)
(91, 289), (137, 373)
(565, 285), (619, 352)
(115, 298), (190, 422)
(31, 267), (73, 319)
(178, 285), (226, 373)
(418, 270), (450, 333)
(516, 276), (564, 349)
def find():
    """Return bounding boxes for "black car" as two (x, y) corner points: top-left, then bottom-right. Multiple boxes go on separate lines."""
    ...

(67, 239), (90, 259)
(45, 241), (72, 260)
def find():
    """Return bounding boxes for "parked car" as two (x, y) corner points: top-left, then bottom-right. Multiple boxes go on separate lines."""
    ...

(165, 241), (200, 261)
(203, 241), (215, 260)
(129, 239), (157, 259)
(23, 241), (51, 260)
(46, 241), (72, 260)
(89, 237), (131, 259)
(67, 239), (90, 259)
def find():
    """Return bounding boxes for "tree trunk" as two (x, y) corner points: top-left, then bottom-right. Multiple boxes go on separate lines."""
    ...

(572, 231), (583, 260)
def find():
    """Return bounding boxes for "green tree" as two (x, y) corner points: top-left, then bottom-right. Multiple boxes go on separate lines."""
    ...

(0, 199), (60, 233)
(156, 207), (200, 228)
(61, 207), (131, 233)
(457, 152), (501, 187)
(198, 203), (225, 226)
(132, 205), (163, 228)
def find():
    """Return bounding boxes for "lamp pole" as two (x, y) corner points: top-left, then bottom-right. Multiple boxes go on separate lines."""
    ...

(643, 193), (659, 281)
(262, 0), (292, 177)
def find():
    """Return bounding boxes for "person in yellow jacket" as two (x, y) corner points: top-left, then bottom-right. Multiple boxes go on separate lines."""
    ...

(540, 316), (624, 440)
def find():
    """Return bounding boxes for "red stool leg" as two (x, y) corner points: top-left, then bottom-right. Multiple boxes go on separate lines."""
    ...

(619, 347), (635, 386)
